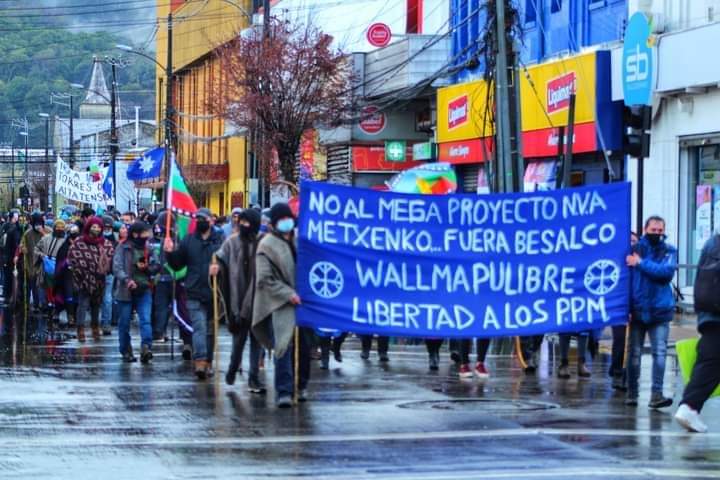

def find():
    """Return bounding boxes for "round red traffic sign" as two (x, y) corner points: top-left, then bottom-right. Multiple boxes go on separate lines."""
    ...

(367, 23), (391, 47)
(358, 106), (386, 135)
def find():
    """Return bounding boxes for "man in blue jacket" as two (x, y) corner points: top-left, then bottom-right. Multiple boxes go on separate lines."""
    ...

(625, 216), (677, 409)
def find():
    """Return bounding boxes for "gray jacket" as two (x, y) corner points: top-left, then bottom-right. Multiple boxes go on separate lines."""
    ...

(113, 241), (160, 302)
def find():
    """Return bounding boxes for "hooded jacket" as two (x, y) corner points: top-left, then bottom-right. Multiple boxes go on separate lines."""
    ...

(631, 235), (678, 323)
(113, 239), (161, 302)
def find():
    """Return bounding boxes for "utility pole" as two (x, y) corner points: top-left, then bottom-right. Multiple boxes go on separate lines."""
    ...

(562, 93), (577, 188)
(110, 62), (118, 206)
(494, 0), (514, 193)
(69, 95), (75, 167)
(39, 113), (50, 211)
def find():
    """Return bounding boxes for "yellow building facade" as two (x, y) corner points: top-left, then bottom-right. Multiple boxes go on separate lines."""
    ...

(156, 0), (252, 215)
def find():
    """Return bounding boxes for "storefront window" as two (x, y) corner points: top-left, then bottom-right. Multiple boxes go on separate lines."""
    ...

(684, 144), (720, 285)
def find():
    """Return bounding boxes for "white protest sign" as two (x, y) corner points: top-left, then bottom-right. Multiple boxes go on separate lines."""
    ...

(55, 156), (108, 205)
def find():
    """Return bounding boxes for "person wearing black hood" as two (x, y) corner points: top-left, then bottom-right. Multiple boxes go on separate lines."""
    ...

(100, 216), (117, 336)
(1, 210), (21, 303)
(165, 208), (223, 379)
(113, 222), (159, 363)
(20, 212), (46, 311)
(216, 208), (266, 392)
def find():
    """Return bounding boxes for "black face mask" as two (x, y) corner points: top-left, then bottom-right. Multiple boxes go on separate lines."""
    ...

(239, 224), (255, 239)
(70, 233), (80, 240)
(646, 233), (665, 246)
(196, 219), (210, 233)
(53, 230), (65, 239)
(132, 236), (147, 249)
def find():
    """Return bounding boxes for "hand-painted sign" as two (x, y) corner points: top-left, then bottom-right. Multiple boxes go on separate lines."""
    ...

(297, 181), (631, 338)
(55, 155), (109, 204)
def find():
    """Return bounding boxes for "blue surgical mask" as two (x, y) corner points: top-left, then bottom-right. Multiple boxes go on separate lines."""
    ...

(276, 218), (295, 233)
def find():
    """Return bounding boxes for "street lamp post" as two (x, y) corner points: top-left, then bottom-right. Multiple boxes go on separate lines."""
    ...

(39, 113), (51, 211)
(50, 92), (77, 167)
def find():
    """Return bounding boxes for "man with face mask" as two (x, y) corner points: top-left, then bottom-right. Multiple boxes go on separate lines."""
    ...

(100, 216), (117, 335)
(20, 212), (47, 311)
(165, 208), (223, 379)
(114, 222), (158, 363)
(68, 217), (115, 342)
(252, 203), (312, 407)
(625, 215), (677, 409)
(215, 208), (265, 392)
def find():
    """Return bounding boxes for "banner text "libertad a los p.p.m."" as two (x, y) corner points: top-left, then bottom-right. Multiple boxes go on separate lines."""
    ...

(296, 181), (631, 338)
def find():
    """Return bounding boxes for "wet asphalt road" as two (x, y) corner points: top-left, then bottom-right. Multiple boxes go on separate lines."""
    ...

(0, 317), (718, 480)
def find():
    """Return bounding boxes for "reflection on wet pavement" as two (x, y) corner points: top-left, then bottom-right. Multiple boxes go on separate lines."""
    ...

(0, 311), (718, 479)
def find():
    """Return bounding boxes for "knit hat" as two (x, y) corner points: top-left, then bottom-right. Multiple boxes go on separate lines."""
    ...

(269, 202), (294, 226)
(102, 215), (114, 228)
(54, 219), (66, 230)
(196, 207), (212, 220)
(31, 212), (44, 226)
(231, 207), (243, 216)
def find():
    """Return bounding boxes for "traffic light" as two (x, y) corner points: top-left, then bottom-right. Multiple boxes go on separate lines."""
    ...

(623, 105), (651, 158)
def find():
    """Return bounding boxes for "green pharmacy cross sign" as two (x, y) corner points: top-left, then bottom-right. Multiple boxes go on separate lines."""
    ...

(385, 140), (406, 162)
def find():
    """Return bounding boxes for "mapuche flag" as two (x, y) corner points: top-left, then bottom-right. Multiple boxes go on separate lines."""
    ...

(167, 151), (197, 239)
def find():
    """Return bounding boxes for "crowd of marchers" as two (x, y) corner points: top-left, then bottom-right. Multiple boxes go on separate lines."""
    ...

(0, 206), (717, 430)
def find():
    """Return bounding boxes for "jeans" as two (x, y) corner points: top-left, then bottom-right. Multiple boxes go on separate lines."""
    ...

(101, 274), (114, 329)
(274, 326), (313, 398)
(117, 289), (153, 355)
(626, 321), (670, 396)
(681, 324), (720, 412)
(559, 332), (588, 365)
(460, 338), (490, 364)
(228, 322), (263, 383)
(25, 276), (45, 310)
(77, 291), (101, 328)
(319, 332), (348, 358)
(187, 299), (213, 362)
(152, 281), (173, 338)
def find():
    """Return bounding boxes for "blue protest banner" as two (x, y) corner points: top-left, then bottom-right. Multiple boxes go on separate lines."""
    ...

(296, 181), (631, 338)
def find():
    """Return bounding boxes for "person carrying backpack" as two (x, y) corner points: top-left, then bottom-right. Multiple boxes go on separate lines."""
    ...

(675, 233), (720, 433)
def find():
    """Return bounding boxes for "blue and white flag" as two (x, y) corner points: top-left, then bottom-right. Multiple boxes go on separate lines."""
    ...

(102, 163), (114, 200)
(296, 181), (632, 338)
(127, 147), (164, 180)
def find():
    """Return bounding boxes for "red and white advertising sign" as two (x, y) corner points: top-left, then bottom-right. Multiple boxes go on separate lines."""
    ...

(438, 138), (494, 165)
(358, 106), (387, 135)
(522, 122), (597, 158)
(546, 72), (577, 114)
(447, 95), (469, 130)
(367, 23), (392, 47)
(352, 146), (420, 171)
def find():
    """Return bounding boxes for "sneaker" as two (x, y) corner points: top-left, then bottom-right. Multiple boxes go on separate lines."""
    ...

(140, 345), (153, 364)
(122, 351), (137, 363)
(458, 364), (473, 379)
(297, 389), (308, 402)
(276, 395), (293, 408)
(182, 345), (192, 361)
(225, 370), (236, 386)
(649, 393), (673, 409)
(577, 363), (592, 378)
(360, 350), (370, 360)
(248, 378), (267, 395)
(474, 362), (490, 379)
(557, 365), (570, 379)
(379, 353), (390, 363)
(195, 360), (208, 380)
(625, 396), (638, 407)
(675, 404), (708, 433)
